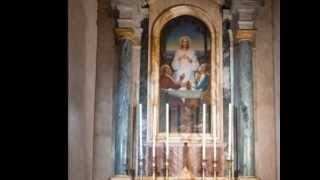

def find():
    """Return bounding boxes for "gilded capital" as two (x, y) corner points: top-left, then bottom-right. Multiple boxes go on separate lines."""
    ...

(235, 29), (256, 42)
(114, 28), (140, 46)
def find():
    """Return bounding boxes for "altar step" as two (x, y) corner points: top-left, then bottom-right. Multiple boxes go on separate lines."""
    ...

(110, 176), (260, 180)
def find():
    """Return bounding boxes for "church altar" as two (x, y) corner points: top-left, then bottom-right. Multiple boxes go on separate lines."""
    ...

(110, 176), (260, 180)
(110, 1), (262, 180)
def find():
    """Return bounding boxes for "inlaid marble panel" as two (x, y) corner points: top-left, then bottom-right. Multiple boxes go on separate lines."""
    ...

(146, 144), (224, 177)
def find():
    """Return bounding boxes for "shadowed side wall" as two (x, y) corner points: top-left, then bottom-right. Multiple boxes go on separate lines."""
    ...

(273, 0), (280, 179)
(68, 0), (97, 179)
(254, 0), (277, 179)
(92, 0), (117, 179)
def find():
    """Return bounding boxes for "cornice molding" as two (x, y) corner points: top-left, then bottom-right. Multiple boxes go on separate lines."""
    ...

(231, 0), (262, 30)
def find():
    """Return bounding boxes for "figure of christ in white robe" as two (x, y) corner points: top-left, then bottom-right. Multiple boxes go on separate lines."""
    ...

(171, 49), (199, 87)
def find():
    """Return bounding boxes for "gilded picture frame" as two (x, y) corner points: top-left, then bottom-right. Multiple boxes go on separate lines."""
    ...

(147, 5), (224, 145)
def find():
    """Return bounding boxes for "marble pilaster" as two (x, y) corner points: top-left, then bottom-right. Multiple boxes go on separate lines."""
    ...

(130, 40), (142, 177)
(222, 18), (231, 159)
(137, 18), (149, 177)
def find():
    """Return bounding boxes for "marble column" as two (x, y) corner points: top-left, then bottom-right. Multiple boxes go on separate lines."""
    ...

(113, 27), (142, 177)
(113, 29), (135, 175)
(234, 30), (255, 176)
(137, 18), (149, 176)
(222, 18), (231, 155)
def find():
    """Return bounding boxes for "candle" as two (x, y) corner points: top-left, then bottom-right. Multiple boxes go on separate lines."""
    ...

(228, 103), (232, 160)
(228, 29), (235, 106)
(152, 105), (156, 159)
(166, 103), (169, 157)
(202, 103), (206, 159)
(213, 104), (217, 161)
(139, 104), (143, 159)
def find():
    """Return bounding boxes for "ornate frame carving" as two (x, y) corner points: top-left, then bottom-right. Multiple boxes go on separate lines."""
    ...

(147, 4), (224, 145)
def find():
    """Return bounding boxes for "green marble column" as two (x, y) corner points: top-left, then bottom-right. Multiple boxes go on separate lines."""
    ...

(137, 18), (149, 176)
(234, 31), (255, 176)
(114, 38), (133, 175)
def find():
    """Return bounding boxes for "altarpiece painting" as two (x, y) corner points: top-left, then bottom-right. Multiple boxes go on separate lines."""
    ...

(146, 6), (224, 176)
(159, 16), (212, 134)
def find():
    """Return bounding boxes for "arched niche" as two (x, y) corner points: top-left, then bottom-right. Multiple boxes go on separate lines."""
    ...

(147, 5), (224, 145)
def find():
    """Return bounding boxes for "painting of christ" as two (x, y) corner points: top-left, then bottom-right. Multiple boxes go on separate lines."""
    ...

(159, 15), (212, 134)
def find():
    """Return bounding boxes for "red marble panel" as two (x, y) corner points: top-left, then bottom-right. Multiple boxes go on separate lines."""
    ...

(146, 143), (224, 177)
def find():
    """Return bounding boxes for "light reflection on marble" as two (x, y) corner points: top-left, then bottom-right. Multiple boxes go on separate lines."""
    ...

(222, 19), (231, 156)
(235, 41), (255, 176)
(222, 19), (231, 176)
(114, 39), (133, 175)
(137, 18), (149, 176)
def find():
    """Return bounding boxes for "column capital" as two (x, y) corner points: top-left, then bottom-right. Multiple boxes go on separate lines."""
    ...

(112, 1), (146, 47)
(115, 28), (140, 46)
(235, 29), (256, 42)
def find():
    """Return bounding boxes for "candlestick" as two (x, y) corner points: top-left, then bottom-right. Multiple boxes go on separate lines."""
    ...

(213, 104), (217, 161)
(202, 160), (206, 180)
(152, 105), (156, 158)
(231, 108), (235, 178)
(212, 104), (217, 180)
(138, 104), (143, 179)
(166, 103), (169, 157)
(231, 105), (235, 178)
(202, 103), (206, 160)
(228, 103), (232, 160)
(213, 160), (217, 180)
(152, 105), (156, 180)
(202, 103), (206, 180)
(139, 104), (143, 158)
(165, 103), (169, 180)
(226, 159), (233, 180)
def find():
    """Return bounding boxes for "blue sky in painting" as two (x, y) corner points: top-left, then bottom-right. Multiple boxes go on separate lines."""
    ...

(164, 18), (210, 51)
